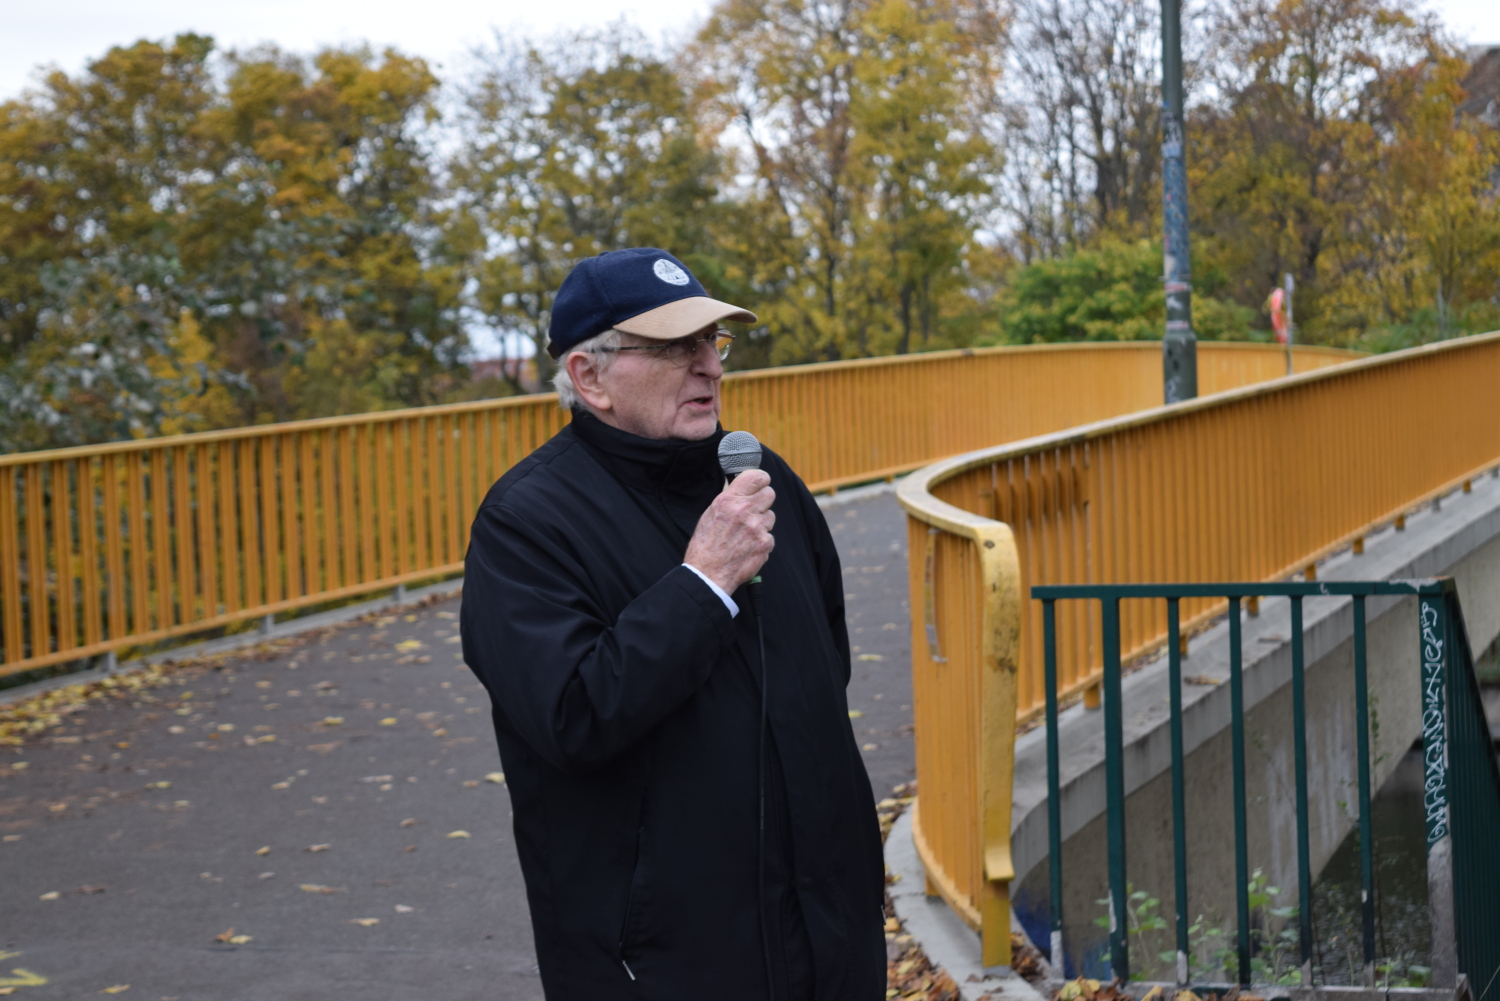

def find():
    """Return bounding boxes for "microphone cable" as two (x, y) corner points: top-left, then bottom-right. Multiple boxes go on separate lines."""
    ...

(750, 576), (774, 1001)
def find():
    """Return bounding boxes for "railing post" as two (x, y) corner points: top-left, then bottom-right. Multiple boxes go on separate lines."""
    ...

(1101, 597), (1129, 982)
(1166, 598), (1190, 984)
(1419, 592), (1458, 986)
(1043, 598), (1064, 975)
(1290, 597), (1314, 985)
(1352, 595), (1376, 986)
(1228, 598), (1251, 986)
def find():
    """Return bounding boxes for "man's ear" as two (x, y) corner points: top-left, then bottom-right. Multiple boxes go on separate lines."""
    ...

(565, 350), (612, 414)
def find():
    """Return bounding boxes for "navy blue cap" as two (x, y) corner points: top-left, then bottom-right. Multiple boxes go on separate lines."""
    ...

(547, 248), (756, 358)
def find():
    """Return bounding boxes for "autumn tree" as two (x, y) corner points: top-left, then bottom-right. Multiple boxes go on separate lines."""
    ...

(0, 35), (462, 450)
(693, 0), (1006, 364)
(447, 29), (728, 391)
(1189, 0), (1477, 344)
(999, 0), (1165, 261)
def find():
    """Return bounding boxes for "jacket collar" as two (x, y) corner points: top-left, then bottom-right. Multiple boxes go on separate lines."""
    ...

(569, 408), (725, 497)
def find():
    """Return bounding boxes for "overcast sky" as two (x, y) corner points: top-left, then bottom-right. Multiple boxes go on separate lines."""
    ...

(4, 0), (1499, 104)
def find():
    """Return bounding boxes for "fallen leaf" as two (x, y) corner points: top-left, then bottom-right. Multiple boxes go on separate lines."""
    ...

(848, 710), (864, 718)
(150, 781), (171, 789)
(862, 743), (878, 751)
(856, 653), (883, 661)
(484, 772), (505, 784)
(447, 830), (471, 839)
(1184, 675), (1219, 686)
(217, 724), (235, 732)
(395, 640), (424, 653)
(399, 818), (417, 827)
(213, 928), (237, 943)
(298, 884), (344, 894)
(229, 935), (252, 945)
(115, 741), (130, 749)
(271, 782), (291, 790)
(1141, 988), (1164, 1001)
(380, 718), (397, 726)
(320, 717), (344, 726)
(306, 844), (330, 853)
(394, 904), (415, 913)
(39, 891), (60, 901)
(462, 781), (479, 788)
(257, 734), (276, 743)
(307, 742), (340, 753)
(101, 986), (130, 994)
(168, 726), (185, 734)
(350, 918), (380, 927)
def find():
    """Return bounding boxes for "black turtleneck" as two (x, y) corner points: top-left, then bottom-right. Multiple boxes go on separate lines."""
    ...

(568, 408), (726, 542)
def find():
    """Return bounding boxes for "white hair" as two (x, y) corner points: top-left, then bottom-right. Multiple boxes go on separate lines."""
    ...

(552, 328), (624, 411)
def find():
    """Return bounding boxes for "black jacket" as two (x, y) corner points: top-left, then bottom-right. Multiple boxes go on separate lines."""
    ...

(461, 411), (886, 1001)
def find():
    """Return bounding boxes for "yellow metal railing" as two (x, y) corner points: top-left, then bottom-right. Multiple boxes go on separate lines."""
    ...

(0, 341), (1350, 679)
(896, 330), (1500, 966)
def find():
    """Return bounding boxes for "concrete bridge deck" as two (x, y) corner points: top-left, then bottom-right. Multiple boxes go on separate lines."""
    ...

(0, 489), (913, 1000)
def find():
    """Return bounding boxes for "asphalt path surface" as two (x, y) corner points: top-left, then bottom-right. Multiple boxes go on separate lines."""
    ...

(0, 488), (914, 1000)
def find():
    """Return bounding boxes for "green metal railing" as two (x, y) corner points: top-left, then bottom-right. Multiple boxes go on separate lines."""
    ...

(1032, 578), (1500, 993)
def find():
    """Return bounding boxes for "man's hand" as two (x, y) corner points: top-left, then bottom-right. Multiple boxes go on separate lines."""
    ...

(684, 470), (775, 594)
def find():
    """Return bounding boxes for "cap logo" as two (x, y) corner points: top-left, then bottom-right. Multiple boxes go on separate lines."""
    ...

(653, 258), (690, 286)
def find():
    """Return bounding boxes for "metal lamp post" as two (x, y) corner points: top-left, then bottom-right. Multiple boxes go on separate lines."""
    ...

(1161, 0), (1196, 403)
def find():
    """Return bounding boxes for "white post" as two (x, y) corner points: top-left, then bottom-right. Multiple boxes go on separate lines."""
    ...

(1283, 272), (1295, 376)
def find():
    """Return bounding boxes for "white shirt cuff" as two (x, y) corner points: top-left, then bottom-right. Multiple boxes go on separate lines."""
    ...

(682, 563), (740, 618)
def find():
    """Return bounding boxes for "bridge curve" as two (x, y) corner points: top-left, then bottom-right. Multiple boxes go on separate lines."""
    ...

(895, 330), (1500, 970)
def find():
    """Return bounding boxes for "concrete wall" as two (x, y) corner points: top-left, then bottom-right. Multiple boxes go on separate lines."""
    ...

(1008, 472), (1500, 978)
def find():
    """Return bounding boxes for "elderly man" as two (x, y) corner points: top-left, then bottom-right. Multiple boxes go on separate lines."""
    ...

(461, 248), (886, 1000)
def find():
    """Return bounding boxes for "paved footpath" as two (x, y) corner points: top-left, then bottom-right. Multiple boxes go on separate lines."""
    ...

(0, 489), (914, 1000)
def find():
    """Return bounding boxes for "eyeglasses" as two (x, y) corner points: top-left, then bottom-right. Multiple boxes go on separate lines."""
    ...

(593, 327), (735, 367)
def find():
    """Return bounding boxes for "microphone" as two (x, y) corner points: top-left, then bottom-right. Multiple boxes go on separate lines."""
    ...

(717, 430), (762, 480)
(717, 431), (766, 615)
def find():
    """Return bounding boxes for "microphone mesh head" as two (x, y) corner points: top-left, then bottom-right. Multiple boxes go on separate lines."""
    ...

(718, 431), (762, 477)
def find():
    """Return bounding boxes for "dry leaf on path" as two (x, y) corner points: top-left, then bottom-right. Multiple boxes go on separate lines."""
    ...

(447, 830), (470, 839)
(299, 884), (344, 894)
(101, 986), (130, 994)
(484, 772), (505, 784)
(254, 846), (270, 856)
(306, 844), (330, 852)
(350, 918), (380, 927)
